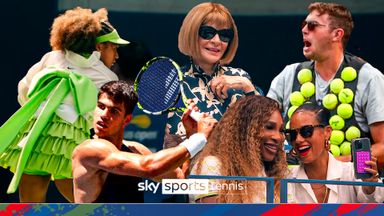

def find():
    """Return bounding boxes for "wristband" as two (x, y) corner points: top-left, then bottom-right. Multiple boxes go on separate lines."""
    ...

(180, 133), (207, 158)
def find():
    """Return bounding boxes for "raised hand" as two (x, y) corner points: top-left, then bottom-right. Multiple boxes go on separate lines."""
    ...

(182, 100), (199, 138)
(362, 156), (380, 194)
(196, 113), (217, 139)
(210, 75), (255, 100)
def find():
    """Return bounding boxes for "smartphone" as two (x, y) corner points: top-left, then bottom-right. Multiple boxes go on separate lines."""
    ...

(352, 137), (372, 179)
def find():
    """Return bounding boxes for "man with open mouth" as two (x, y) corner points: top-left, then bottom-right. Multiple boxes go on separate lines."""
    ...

(267, 2), (384, 172)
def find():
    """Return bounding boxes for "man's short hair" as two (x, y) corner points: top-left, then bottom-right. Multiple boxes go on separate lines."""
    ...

(98, 80), (138, 115)
(308, 2), (353, 49)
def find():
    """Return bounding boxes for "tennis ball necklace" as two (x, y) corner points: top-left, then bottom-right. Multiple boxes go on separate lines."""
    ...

(287, 67), (361, 156)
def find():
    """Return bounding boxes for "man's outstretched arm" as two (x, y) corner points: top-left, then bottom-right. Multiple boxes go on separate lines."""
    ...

(73, 113), (217, 179)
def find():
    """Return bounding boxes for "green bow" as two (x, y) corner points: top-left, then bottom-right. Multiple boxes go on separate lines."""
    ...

(0, 67), (97, 193)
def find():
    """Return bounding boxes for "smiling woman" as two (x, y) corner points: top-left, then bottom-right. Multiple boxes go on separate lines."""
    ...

(163, 2), (260, 154)
(190, 95), (289, 203)
(288, 103), (384, 203)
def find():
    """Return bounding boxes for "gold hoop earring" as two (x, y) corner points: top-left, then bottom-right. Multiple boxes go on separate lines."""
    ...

(289, 148), (298, 157)
(325, 139), (330, 150)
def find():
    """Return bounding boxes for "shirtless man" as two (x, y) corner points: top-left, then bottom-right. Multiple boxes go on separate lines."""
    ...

(72, 80), (217, 203)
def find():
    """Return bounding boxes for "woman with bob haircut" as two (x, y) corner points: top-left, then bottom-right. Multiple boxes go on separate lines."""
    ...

(164, 2), (260, 154)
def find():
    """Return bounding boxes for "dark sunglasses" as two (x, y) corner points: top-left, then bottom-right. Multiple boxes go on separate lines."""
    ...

(301, 20), (326, 31)
(198, 26), (234, 43)
(284, 125), (325, 142)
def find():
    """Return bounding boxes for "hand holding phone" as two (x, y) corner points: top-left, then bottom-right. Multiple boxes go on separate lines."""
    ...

(352, 138), (373, 179)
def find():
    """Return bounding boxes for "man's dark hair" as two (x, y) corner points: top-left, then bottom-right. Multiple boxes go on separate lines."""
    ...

(98, 80), (138, 115)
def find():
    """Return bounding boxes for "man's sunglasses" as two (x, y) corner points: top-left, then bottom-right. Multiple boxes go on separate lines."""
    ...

(284, 125), (325, 142)
(301, 20), (326, 31)
(198, 26), (234, 43)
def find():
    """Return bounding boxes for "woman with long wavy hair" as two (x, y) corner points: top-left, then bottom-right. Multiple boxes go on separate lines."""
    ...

(191, 95), (288, 203)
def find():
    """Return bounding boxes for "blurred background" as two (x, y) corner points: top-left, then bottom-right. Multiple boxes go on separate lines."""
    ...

(1, 0), (383, 203)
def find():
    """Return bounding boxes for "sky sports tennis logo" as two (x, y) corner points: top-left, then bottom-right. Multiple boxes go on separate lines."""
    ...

(138, 179), (245, 194)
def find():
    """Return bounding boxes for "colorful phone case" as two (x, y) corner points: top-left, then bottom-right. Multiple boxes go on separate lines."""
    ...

(352, 138), (372, 179)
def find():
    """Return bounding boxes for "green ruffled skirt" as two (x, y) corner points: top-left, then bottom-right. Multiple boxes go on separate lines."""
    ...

(0, 114), (92, 179)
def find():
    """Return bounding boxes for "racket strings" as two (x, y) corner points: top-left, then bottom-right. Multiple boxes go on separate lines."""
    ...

(137, 59), (180, 112)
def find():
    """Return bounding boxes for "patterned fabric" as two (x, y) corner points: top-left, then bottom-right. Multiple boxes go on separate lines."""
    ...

(164, 63), (257, 148)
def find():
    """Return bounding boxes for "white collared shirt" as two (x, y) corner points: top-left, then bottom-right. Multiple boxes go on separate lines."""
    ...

(289, 153), (384, 203)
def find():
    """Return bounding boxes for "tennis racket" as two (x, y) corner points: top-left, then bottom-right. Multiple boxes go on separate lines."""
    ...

(134, 56), (201, 121)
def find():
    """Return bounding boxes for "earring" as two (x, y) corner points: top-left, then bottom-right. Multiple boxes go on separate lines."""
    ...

(289, 148), (298, 157)
(325, 139), (330, 150)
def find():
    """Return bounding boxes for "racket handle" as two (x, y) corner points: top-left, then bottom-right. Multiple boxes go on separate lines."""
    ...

(189, 110), (201, 121)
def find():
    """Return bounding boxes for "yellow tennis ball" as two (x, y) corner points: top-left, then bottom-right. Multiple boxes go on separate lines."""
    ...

(330, 78), (344, 94)
(330, 130), (345, 145)
(341, 67), (357, 82)
(287, 106), (298, 119)
(337, 103), (353, 119)
(338, 88), (354, 104)
(297, 68), (312, 84)
(340, 141), (351, 155)
(345, 126), (361, 141)
(330, 144), (340, 157)
(322, 94), (338, 110)
(290, 91), (305, 106)
(329, 115), (345, 130)
(300, 82), (315, 98)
